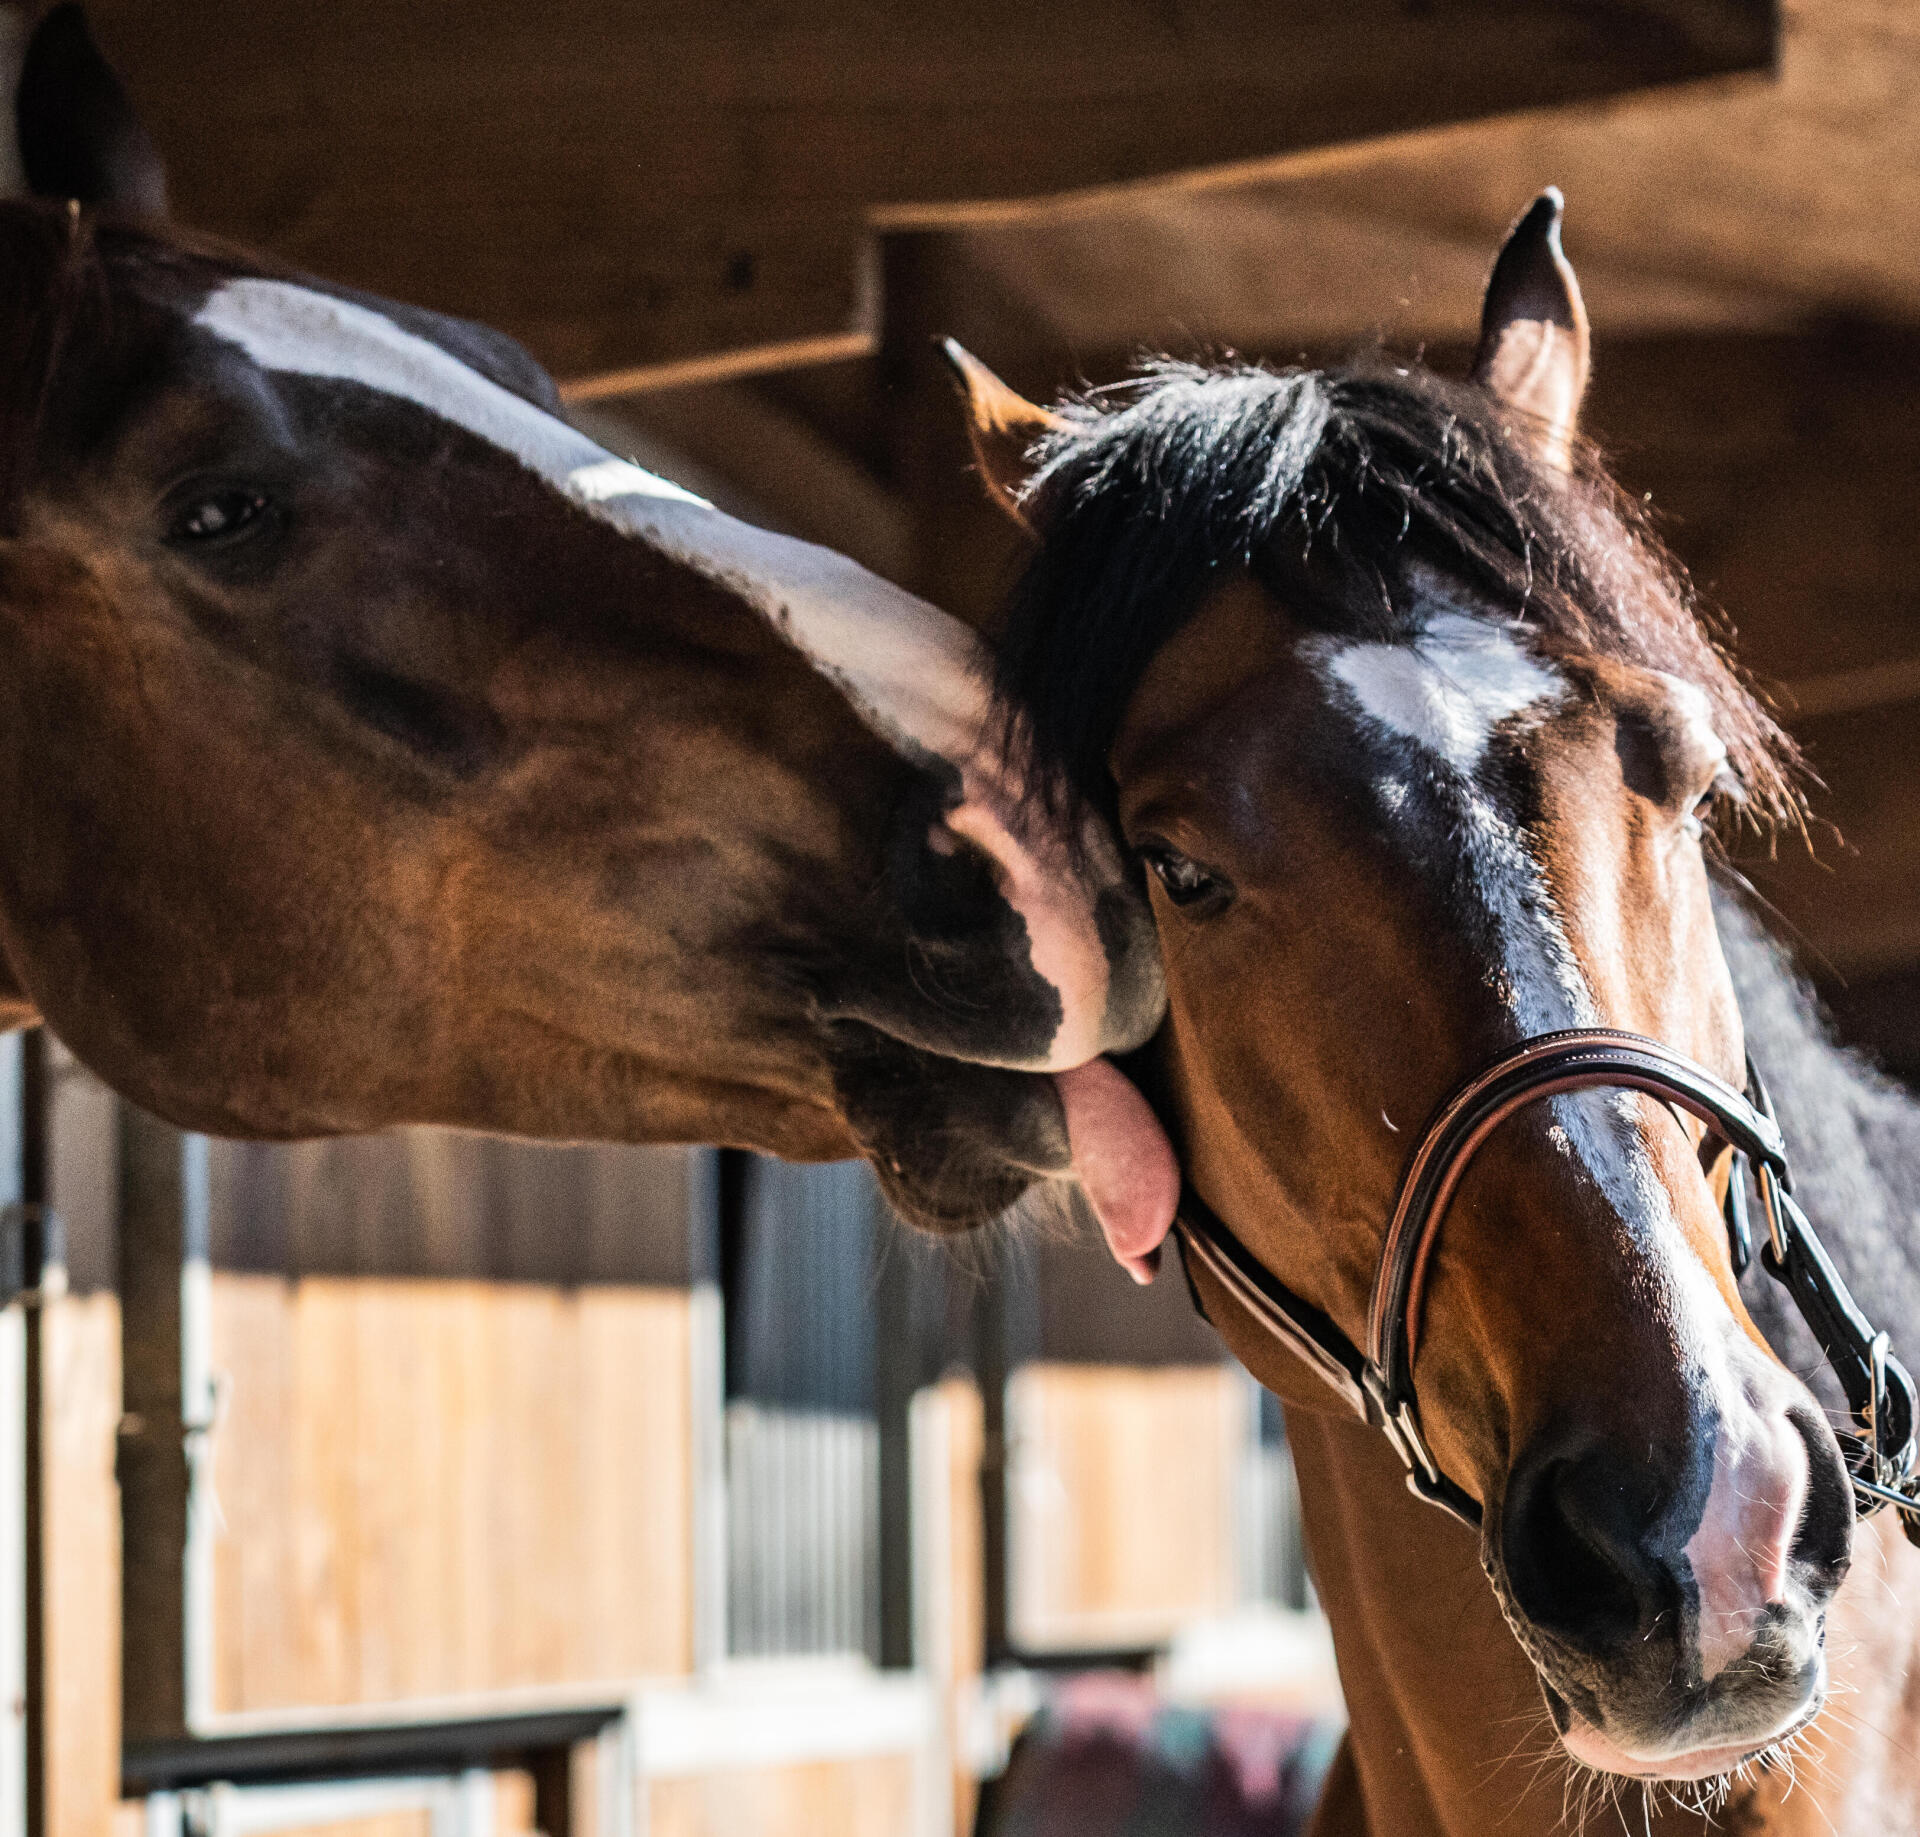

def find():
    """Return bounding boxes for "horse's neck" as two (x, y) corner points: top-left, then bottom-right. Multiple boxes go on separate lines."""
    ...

(1712, 884), (1920, 1381)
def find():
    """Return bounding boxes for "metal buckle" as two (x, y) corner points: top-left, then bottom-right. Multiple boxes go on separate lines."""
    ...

(1394, 1403), (1446, 1489)
(1362, 1367), (1438, 1481)
(1867, 1331), (1894, 1491)
(1755, 1161), (1792, 1267)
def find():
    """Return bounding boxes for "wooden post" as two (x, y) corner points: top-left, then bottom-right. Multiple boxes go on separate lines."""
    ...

(0, 1031), (40, 1837)
(877, 231), (1040, 638)
(18, 1032), (47, 1837)
(974, 1260), (1012, 1672)
(874, 1229), (917, 1670)
(528, 1744), (572, 1837)
(116, 1108), (206, 1744)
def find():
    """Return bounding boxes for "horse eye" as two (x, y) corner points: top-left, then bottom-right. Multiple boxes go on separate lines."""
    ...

(1683, 769), (1738, 841)
(1140, 844), (1231, 911)
(168, 489), (273, 545)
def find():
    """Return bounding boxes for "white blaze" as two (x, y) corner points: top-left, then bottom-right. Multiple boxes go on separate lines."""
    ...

(1323, 609), (1801, 1715)
(1319, 611), (1584, 1033)
(1326, 610), (1562, 775)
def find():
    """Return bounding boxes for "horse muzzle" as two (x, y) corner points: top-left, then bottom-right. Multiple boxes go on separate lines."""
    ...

(1498, 1381), (1851, 1781)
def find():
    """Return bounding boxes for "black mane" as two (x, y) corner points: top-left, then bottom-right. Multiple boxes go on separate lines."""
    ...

(993, 359), (1800, 831)
(1716, 888), (1920, 1412)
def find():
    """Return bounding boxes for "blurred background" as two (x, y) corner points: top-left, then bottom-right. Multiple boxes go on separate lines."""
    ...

(3, 1), (1919, 1833)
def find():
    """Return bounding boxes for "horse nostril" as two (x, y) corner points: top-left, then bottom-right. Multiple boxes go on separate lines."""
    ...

(1785, 1404), (1854, 1585)
(1502, 1445), (1676, 1657)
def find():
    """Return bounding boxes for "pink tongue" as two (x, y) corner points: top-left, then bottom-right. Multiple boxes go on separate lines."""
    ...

(1055, 1059), (1181, 1285)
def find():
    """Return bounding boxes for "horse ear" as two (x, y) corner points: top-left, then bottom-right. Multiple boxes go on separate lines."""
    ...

(17, 4), (168, 219)
(939, 338), (1063, 535)
(1471, 188), (1589, 472)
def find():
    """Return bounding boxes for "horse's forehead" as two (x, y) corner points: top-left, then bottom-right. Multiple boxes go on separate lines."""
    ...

(1314, 609), (1564, 775)
(186, 277), (988, 765)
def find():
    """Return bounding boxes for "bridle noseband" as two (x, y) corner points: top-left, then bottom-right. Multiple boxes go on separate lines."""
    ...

(1177, 1027), (1920, 1540)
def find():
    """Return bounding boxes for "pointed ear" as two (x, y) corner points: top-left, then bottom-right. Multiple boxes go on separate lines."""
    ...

(17, 5), (168, 219)
(1471, 188), (1589, 472)
(938, 338), (1063, 535)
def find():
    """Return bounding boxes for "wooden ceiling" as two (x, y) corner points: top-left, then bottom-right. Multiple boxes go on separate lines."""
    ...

(952, 0), (1920, 359)
(80, 0), (1773, 389)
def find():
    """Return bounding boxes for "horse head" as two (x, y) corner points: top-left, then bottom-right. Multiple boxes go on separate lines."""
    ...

(0, 6), (1168, 1233)
(950, 195), (1853, 1778)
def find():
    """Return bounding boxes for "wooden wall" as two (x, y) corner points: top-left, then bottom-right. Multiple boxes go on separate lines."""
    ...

(645, 1756), (915, 1837)
(1006, 1364), (1245, 1654)
(207, 1276), (695, 1715)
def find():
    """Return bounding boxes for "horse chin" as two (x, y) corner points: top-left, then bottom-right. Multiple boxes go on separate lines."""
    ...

(833, 1030), (1074, 1235)
(1543, 1672), (1826, 1784)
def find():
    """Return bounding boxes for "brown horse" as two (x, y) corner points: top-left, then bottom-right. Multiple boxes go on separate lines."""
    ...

(950, 199), (1920, 1828)
(0, 7), (1176, 1239)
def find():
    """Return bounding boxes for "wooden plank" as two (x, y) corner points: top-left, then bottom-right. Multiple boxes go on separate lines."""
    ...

(80, 2), (1775, 380)
(205, 1277), (695, 1718)
(41, 1295), (121, 1837)
(645, 1754), (915, 1837)
(287, 1798), (423, 1835)
(206, 1137), (707, 1289)
(1005, 1363), (1244, 1653)
(1219, 0), (1920, 326)
(910, 1378), (984, 1837)
(1564, 327), (1920, 981)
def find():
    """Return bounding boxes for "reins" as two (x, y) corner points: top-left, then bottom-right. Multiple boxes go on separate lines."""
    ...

(1176, 1027), (1920, 1542)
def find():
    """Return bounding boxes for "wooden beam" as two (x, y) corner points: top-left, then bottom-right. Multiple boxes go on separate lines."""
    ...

(1545, 325), (1920, 982)
(1222, 0), (1920, 326)
(83, 1), (1775, 381)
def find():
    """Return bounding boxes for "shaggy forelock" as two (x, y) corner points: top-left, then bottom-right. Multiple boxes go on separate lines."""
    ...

(992, 358), (1802, 833)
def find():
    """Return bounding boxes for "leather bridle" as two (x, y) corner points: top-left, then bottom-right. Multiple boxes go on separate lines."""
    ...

(1176, 1026), (1920, 1541)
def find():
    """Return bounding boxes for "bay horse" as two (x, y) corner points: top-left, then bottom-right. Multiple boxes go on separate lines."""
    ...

(0, 7), (1174, 1240)
(948, 199), (1920, 1829)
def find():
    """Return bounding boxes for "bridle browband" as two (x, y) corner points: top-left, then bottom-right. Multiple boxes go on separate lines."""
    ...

(1176, 1027), (1920, 1541)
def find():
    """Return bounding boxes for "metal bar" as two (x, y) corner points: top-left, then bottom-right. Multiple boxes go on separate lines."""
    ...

(121, 1707), (623, 1796)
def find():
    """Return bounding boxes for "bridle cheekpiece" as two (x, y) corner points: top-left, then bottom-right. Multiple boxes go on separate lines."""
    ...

(1177, 1027), (1920, 1541)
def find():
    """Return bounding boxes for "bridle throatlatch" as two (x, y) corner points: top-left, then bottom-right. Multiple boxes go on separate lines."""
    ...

(1176, 1028), (1920, 1543)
